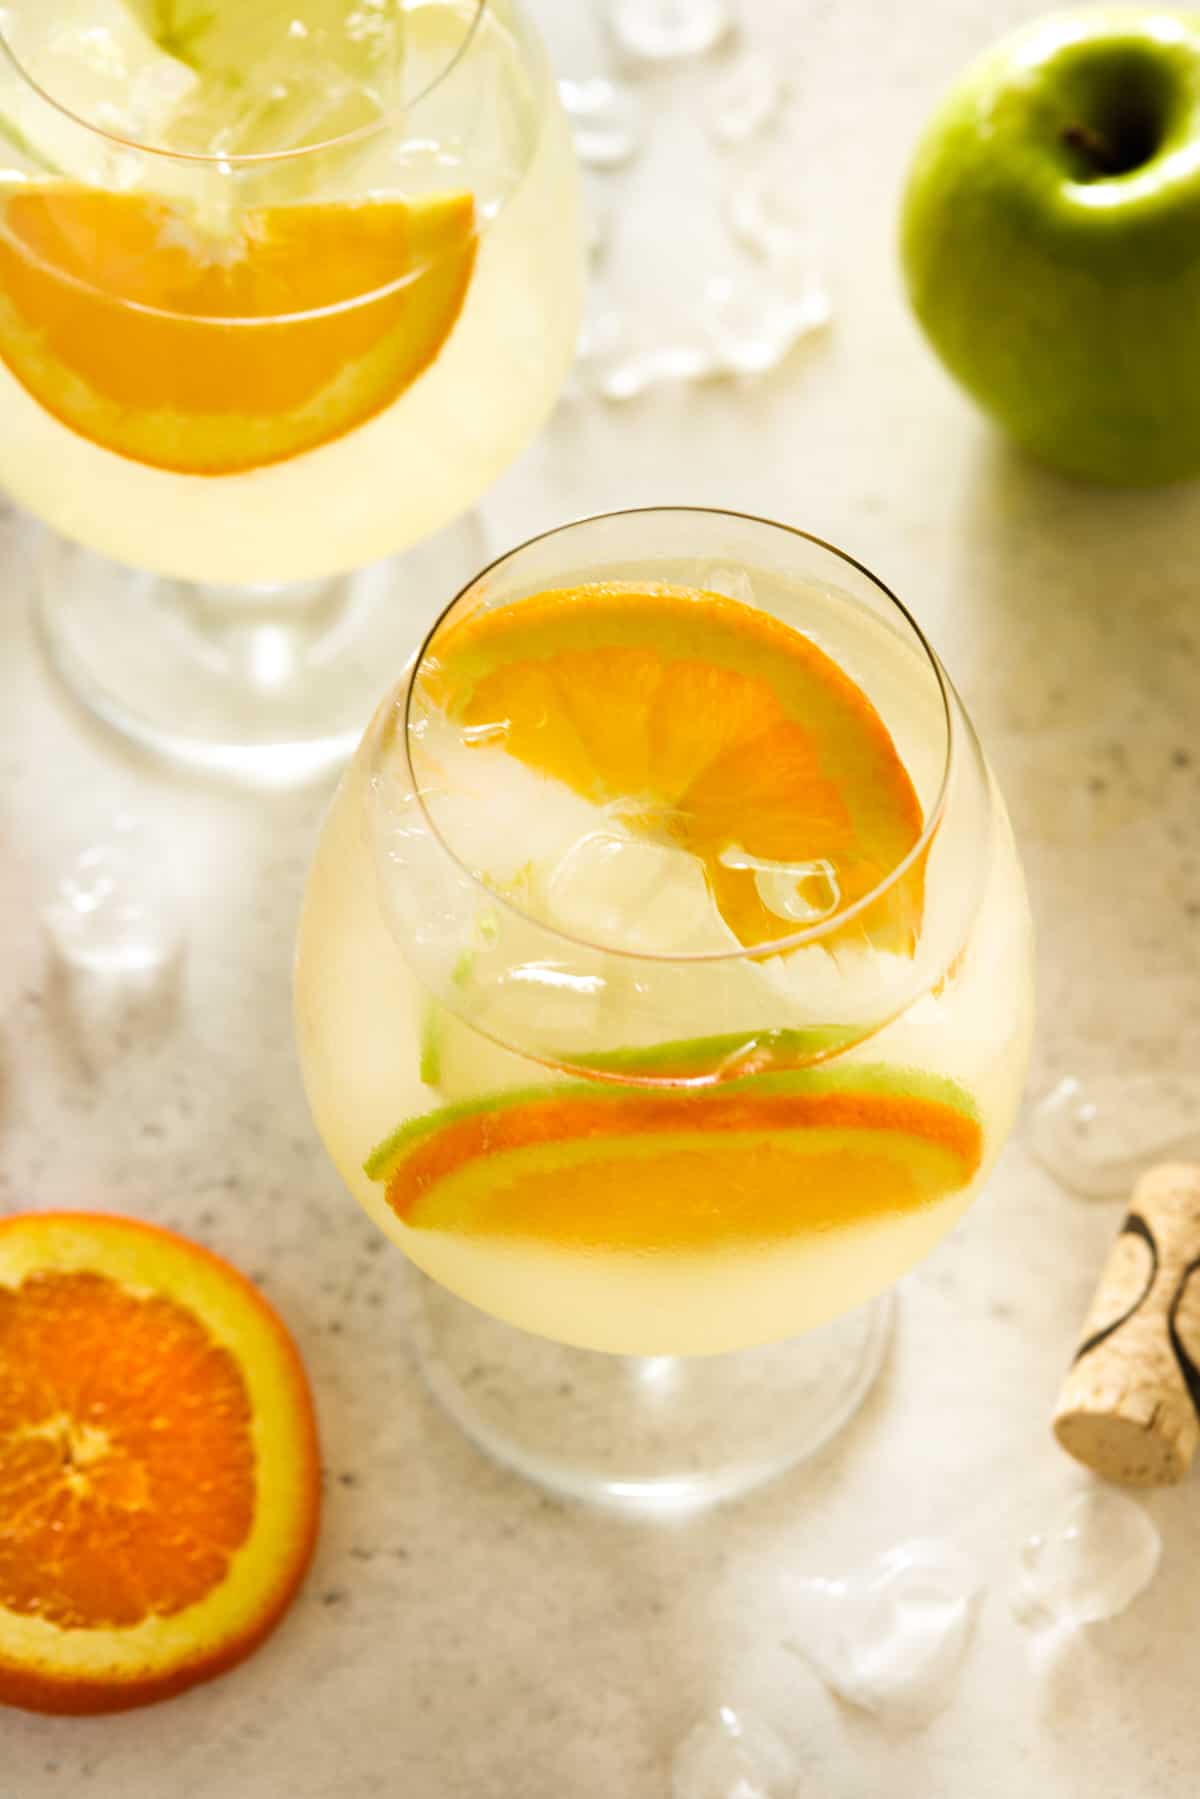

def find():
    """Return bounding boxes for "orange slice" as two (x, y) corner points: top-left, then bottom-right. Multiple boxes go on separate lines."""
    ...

(0, 1212), (320, 1715)
(0, 185), (476, 474)
(422, 584), (926, 954)
(367, 1065), (982, 1252)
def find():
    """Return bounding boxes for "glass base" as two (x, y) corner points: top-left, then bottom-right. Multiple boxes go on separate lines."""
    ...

(29, 513), (487, 784)
(415, 1281), (895, 1513)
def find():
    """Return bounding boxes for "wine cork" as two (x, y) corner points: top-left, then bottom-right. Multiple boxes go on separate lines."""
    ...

(1054, 1163), (1200, 1487)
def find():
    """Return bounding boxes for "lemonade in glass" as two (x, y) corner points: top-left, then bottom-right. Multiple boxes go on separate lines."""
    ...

(296, 509), (1034, 1506)
(0, 1), (581, 775)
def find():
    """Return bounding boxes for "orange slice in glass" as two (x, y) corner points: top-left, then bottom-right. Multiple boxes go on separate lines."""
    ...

(368, 1065), (983, 1252)
(422, 583), (927, 954)
(0, 186), (476, 473)
(0, 1212), (320, 1715)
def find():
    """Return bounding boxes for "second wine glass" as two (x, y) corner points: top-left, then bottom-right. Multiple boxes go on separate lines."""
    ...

(0, 0), (581, 778)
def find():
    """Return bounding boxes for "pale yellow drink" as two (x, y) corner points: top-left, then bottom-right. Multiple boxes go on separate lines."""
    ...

(296, 522), (1034, 1356)
(0, 0), (581, 584)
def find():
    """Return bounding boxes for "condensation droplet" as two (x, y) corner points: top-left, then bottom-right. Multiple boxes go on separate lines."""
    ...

(1011, 1490), (1160, 1629)
(559, 75), (643, 168)
(670, 1705), (795, 1799)
(1029, 1073), (1200, 1199)
(785, 1539), (981, 1725)
(608, 0), (733, 62)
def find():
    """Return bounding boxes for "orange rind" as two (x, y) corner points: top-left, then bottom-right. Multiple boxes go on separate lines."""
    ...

(423, 584), (927, 954)
(0, 1212), (320, 1715)
(0, 186), (476, 473)
(368, 1065), (982, 1254)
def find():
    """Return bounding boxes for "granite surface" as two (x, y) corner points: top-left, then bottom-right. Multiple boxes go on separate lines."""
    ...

(5, 1), (1200, 1794)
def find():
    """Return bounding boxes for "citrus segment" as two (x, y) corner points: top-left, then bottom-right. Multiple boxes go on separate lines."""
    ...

(0, 186), (476, 473)
(368, 1067), (982, 1252)
(0, 1212), (320, 1715)
(423, 584), (927, 954)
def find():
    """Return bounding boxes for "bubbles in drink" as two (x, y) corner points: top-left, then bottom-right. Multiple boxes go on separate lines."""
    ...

(670, 1705), (796, 1799)
(43, 821), (181, 981)
(608, 0), (733, 62)
(559, 76), (644, 168)
(785, 1539), (981, 1725)
(709, 52), (782, 144)
(1011, 1490), (1160, 1628)
(1029, 1073), (1200, 1198)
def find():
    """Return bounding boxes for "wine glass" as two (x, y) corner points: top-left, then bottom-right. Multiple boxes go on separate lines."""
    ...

(0, 0), (582, 779)
(295, 507), (1034, 1508)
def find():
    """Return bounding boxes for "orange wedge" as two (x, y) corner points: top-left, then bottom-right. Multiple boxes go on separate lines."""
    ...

(423, 583), (926, 953)
(0, 185), (476, 473)
(0, 1212), (320, 1715)
(368, 1065), (982, 1252)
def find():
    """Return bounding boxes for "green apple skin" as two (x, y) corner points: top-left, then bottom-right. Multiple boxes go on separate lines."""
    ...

(901, 9), (1200, 485)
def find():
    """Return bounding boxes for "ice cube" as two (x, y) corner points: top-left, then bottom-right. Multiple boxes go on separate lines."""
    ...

(729, 150), (822, 272)
(700, 565), (755, 605)
(698, 271), (831, 377)
(608, 0), (733, 62)
(719, 846), (841, 925)
(1029, 1072), (1200, 1199)
(710, 52), (783, 145)
(560, 75), (643, 169)
(43, 821), (181, 981)
(1011, 1490), (1161, 1629)
(671, 1706), (796, 1799)
(785, 1539), (981, 1726)
(537, 829), (736, 955)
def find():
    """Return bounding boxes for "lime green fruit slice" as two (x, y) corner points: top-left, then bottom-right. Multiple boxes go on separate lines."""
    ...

(367, 1065), (983, 1253)
(417, 1004), (862, 1098)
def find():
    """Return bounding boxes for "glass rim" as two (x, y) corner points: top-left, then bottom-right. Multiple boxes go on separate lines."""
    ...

(399, 505), (959, 968)
(0, 0), (486, 168)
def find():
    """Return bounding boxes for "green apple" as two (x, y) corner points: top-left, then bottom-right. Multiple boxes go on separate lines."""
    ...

(901, 8), (1200, 485)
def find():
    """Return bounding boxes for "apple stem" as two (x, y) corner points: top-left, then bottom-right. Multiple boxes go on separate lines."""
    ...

(1061, 121), (1126, 177)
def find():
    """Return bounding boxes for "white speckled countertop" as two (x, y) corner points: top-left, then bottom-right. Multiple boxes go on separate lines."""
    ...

(6, 2), (1200, 1793)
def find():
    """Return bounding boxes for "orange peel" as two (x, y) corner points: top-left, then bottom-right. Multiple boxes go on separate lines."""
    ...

(0, 1211), (320, 1715)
